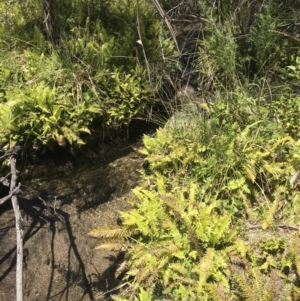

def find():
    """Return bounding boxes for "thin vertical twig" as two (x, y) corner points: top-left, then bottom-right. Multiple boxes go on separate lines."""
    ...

(136, 0), (152, 90)
(10, 156), (24, 301)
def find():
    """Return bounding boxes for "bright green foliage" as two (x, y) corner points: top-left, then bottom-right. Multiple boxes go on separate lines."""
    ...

(91, 90), (300, 299)
(0, 51), (100, 146)
(142, 94), (300, 225)
(103, 67), (152, 126)
(0, 0), (177, 147)
(232, 268), (285, 301)
(197, 21), (238, 89)
(1, 0), (299, 148)
(92, 181), (247, 299)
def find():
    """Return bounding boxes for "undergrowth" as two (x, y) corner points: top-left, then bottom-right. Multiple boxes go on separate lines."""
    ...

(90, 87), (300, 300)
(0, 0), (177, 148)
(84, 1), (300, 298)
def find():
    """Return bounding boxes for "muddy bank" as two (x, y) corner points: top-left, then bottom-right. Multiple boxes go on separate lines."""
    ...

(0, 138), (146, 301)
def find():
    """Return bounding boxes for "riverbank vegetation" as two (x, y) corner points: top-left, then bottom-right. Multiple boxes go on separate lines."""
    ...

(2, 0), (300, 300)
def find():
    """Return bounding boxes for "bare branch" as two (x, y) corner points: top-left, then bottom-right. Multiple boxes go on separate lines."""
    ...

(0, 172), (11, 186)
(0, 183), (21, 205)
(246, 224), (298, 231)
(0, 145), (22, 161)
(10, 157), (24, 301)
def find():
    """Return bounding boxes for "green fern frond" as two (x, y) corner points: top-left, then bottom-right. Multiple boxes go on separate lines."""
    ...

(262, 198), (279, 229)
(88, 227), (128, 238)
(78, 127), (91, 134)
(292, 235), (300, 279)
(157, 256), (170, 270)
(210, 214), (232, 246)
(205, 283), (230, 301)
(271, 136), (294, 151)
(244, 164), (257, 183)
(193, 248), (215, 290)
(194, 204), (214, 243)
(251, 268), (267, 297)
(232, 267), (258, 301)
(226, 177), (246, 191)
(136, 265), (155, 284)
(168, 262), (188, 275)
(95, 241), (129, 251)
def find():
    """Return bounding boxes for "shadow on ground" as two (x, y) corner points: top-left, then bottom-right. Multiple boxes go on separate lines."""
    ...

(0, 138), (145, 301)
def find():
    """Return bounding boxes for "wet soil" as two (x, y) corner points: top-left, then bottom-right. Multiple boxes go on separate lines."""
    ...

(0, 138), (146, 301)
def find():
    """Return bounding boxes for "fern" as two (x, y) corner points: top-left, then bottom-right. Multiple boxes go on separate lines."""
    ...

(95, 242), (129, 252)
(262, 197), (279, 229)
(205, 282), (231, 301)
(88, 227), (130, 239)
(290, 235), (300, 279)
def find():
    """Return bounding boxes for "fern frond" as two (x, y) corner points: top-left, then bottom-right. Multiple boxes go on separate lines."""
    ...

(193, 248), (215, 290)
(136, 265), (154, 284)
(281, 250), (295, 270)
(210, 214), (232, 246)
(262, 198), (279, 229)
(160, 195), (182, 215)
(251, 268), (267, 298)
(168, 262), (188, 275)
(205, 283), (230, 301)
(265, 270), (281, 301)
(232, 267), (258, 301)
(95, 241), (130, 251)
(232, 266), (284, 301)
(292, 235), (300, 278)
(229, 254), (249, 270)
(243, 164), (257, 183)
(150, 242), (179, 257)
(88, 227), (128, 238)
(157, 256), (170, 270)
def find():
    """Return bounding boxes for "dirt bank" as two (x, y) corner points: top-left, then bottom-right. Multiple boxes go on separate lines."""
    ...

(0, 139), (144, 301)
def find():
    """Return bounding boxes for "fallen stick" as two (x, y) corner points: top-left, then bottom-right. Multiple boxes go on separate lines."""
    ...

(0, 183), (21, 205)
(10, 156), (24, 301)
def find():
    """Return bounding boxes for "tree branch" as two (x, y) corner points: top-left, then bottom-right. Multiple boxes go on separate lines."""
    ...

(10, 157), (24, 301)
(246, 224), (298, 231)
(0, 183), (21, 205)
(0, 172), (11, 186)
(0, 145), (22, 161)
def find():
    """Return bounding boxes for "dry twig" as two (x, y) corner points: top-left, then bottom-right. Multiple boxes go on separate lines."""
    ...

(10, 157), (24, 301)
